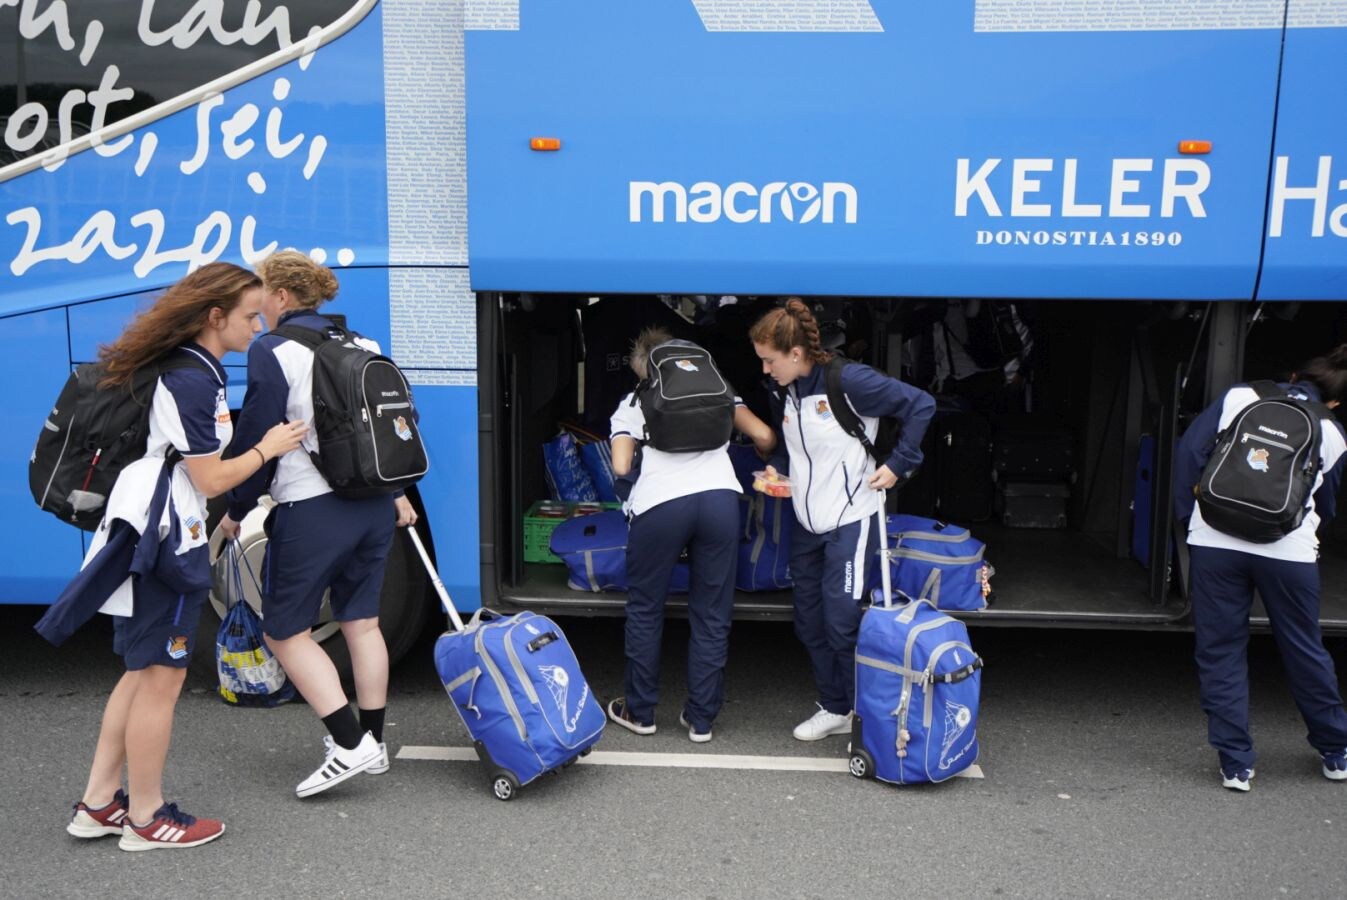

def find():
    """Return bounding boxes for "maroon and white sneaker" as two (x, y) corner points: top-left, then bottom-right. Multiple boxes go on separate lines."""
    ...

(118, 803), (225, 851)
(67, 789), (130, 838)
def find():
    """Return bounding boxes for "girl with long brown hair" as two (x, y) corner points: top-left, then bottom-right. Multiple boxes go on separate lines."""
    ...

(750, 298), (935, 741)
(66, 262), (307, 851)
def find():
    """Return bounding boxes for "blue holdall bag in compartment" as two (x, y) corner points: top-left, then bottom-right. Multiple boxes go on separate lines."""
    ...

(549, 509), (689, 593)
(736, 492), (793, 591)
(413, 528), (606, 801)
(851, 503), (983, 785)
(882, 514), (988, 612)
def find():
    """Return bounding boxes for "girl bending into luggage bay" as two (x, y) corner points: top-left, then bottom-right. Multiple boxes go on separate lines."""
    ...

(218, 250), (417, 798)
(64, 263), (308, 850)
(606, 327), (776, 742)
(1173, 343), (1347, 791)
(750, 298), (935, 741)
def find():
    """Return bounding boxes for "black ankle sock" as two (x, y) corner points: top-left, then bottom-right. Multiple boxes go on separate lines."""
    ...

(322, 707), (363, 750)
(358, 707), (386, 743)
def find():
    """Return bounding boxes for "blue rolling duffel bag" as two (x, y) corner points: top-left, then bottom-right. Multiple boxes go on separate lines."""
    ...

(412, 528), (606, 801)
(850, 502), (983, 785)
(881, 514), (988, 612)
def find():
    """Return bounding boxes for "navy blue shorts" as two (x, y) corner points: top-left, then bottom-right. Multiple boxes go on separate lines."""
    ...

(112, 578), (208, 670)
(261, 492), (396, 640)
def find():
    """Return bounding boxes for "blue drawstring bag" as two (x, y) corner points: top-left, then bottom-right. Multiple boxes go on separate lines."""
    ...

(542, 431), (599, 502)
(216, 542), (295, 707)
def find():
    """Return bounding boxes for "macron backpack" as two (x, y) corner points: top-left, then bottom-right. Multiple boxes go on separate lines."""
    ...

(273, 322), (428, 498)
(30, 353), (207, 531)
(1197, 381), (1329, 543)
(634, 340), (735, 453)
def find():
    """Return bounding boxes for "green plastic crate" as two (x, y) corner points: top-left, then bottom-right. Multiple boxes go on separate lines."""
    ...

(523, 500), (620, 564)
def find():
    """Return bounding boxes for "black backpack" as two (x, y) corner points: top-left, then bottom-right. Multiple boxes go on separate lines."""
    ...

(273, 322), (428, 498)
(30, 353), (208, 531)
(1197, 381), (1330, 543)
(633, 340), (735, 452)
(824, 357), (901, 466)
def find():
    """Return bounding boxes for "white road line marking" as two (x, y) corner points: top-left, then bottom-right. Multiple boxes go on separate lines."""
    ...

(396, 746), (983, 779)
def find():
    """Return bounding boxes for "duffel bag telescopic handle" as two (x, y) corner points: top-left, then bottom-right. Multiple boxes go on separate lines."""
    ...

(877, 488), (893, 609)
(407, 525), (464, 632)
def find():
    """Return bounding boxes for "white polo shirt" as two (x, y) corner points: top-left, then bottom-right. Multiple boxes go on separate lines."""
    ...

(609, 392), (742, 517)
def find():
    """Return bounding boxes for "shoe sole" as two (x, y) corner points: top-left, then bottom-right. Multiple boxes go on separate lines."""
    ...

(1221, 768), (1254, 792)
(118, 825), (225, 851)
(67, 822), (122, 838)
(296, 749), (382, 798)
(1323, 766), (1347, 781)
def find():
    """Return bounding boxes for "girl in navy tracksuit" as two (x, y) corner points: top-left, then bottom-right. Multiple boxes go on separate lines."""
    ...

(219, 251), (417, 799)
(66, 263), (307, 850)
(606, 328), (777, 742)
(1174, 345), (1347, 791)
(750, 299), (935, 741)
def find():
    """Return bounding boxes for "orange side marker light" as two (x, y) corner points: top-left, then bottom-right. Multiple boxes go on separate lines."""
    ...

(530, 137), (561, 151)
(1178, 140), (1212, 155)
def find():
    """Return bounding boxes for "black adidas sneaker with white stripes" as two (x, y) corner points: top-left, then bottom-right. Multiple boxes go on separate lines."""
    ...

(296, 732), (381, 798)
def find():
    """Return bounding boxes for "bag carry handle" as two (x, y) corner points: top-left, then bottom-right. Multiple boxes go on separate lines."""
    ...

(407, 525), (465, 632)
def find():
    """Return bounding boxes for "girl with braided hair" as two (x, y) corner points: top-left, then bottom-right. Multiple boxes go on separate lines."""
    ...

(750, 298), (935, 741)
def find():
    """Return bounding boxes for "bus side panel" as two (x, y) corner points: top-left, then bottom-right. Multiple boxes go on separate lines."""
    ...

(1257, 21), (1347, 301)
(0, 308), (84, 603)
(0, 7), (388, 316)
(407, 384), (482, 611)
(465, 3), (1282, 299)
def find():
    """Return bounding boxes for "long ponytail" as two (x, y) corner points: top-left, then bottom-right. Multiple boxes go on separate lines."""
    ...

(749, 297), (833, 364)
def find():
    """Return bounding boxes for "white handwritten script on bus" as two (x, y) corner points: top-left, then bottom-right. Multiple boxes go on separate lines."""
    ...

(3, 0), (370, 281)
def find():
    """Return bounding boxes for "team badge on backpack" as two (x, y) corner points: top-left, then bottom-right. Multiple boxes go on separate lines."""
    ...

(1197, 381), (1330, 543)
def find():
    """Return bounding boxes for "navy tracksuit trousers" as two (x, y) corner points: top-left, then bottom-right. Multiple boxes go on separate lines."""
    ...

(790, 515), (879, 715)
(623, 490), (739, 731)
(1189, 545), (1347, 773)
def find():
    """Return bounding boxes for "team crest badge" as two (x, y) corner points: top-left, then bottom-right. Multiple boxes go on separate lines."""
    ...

(816, 399), (833, 420)
(675, 359), (700, 372)
(166, 635), (189, 660)
(184, 516), (203, 540)
(393, 415), (413, 442)
(1247, 448), (1270, 472)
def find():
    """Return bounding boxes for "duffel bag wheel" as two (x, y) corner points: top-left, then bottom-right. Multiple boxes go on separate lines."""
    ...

(579, 748), (592, 758)
(849, 750), (874, 780)
(491, 772), (518, 801)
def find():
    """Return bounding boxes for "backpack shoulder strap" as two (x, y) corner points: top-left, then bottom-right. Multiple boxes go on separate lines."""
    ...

(1248, 380), (1333, 424)
(825, 357), (881, 462)
(271, 322), (333, 350)
(1247, 380), (1282, 401)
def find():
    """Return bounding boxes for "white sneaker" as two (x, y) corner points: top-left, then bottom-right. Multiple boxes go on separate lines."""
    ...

(679, 711), (713, 744)
(297, 733), (381, 798)
(1221, 767), (1254, 792)
(793, 705), (853, 741)
(323, 735), (390, 775)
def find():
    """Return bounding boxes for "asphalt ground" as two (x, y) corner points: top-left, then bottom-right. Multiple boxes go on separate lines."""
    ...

(2, 604), (1345, 899)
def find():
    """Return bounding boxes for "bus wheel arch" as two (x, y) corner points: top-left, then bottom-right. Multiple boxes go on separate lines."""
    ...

(193, 489), (434, 689)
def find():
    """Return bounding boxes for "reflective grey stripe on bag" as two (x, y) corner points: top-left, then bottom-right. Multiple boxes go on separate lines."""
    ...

(474, 624), (529, 741)
(445, 666), (483, 718)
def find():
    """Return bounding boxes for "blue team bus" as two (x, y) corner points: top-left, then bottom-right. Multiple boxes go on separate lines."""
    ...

(3, 1), (1345, 667)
